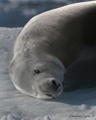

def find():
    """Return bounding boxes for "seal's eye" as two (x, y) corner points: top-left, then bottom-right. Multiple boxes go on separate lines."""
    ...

(34, 69), (40, 75)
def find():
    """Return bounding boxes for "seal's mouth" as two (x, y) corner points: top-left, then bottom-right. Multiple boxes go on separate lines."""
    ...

(45, 94), (56, 99)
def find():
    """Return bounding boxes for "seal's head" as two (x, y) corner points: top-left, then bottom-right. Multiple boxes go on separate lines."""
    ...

(31, 55), (65, 99)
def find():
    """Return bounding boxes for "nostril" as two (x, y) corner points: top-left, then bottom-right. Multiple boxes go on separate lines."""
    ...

(57, 83), (61, 88)
(52, 80), (56, 86)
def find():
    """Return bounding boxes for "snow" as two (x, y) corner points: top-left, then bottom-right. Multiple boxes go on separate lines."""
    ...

(0, 27), (96, 120)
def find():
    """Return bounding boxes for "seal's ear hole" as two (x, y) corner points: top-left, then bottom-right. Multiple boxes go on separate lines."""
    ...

(34, 68), (40, 75)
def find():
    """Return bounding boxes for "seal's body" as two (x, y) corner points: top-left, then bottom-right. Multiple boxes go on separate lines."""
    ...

(9, 1), (96, 99)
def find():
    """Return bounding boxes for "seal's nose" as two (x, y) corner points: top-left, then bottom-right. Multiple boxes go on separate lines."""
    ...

(51, 79), (56, 86)
(48, 78), (62, 91)
(49, 78), (59, 87)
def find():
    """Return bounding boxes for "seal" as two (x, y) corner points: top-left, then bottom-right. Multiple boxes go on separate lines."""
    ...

(9, 1), (96, 99)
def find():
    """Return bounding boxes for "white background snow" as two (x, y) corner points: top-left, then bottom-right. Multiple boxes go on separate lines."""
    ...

(0, 0), (96, 120)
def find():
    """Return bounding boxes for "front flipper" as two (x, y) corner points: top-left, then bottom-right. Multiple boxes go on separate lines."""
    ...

(63, 60), (96, 92)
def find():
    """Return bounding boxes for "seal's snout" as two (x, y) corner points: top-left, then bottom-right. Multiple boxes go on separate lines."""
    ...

(38, 77), (63, 99)
(41, 77), (62, 91)
(39, 78), (60, 92)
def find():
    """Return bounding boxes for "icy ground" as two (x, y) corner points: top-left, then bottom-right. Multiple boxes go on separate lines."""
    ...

(0, 27), (96, 120)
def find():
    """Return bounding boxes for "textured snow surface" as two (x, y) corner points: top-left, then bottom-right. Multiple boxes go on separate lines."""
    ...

(0, 27), (96, 120)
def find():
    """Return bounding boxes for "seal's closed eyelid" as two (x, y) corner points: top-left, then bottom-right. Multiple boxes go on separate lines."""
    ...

(34, 69), (41, 75)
